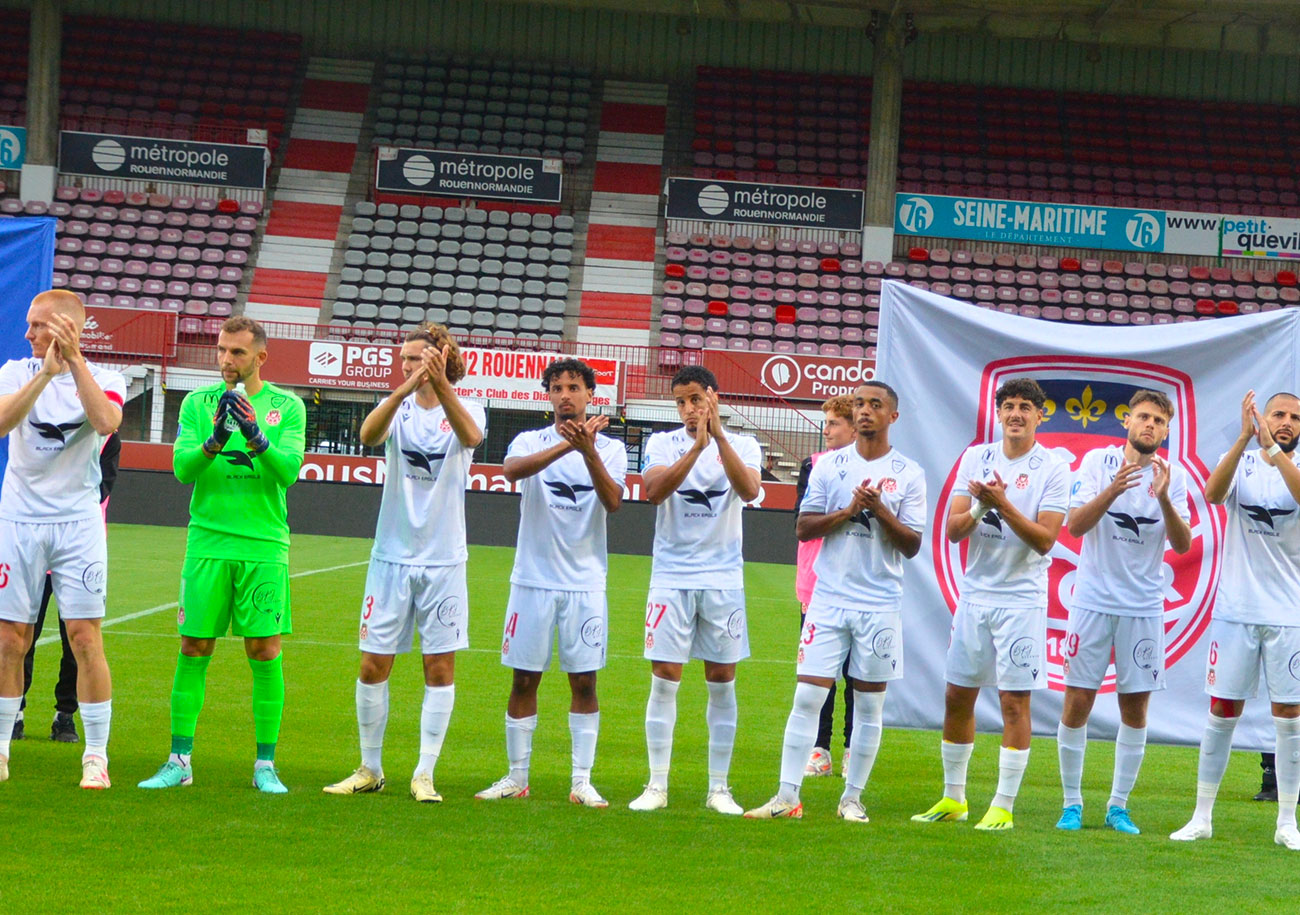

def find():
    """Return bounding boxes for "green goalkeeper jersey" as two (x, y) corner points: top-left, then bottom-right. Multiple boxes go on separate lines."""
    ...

(173, 380), (306, 563)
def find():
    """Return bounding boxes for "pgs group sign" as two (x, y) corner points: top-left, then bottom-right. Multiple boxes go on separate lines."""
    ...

(278, 338), (624, 406)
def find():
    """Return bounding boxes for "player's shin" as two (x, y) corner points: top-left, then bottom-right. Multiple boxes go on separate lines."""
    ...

(570, 711), (599, 785)
(1109, 724), (1147, 810)
(0, 694), (19, 762)
(249, 656), (284, 767)
(779, 682), (830, 801)
(1194, 712), (1239, 822)
(705, 680), (737, 790)
(80, 699), (111, 763)
(1273, 716), (1300, 829)
(646, 675), (679, 789)
(170, 653), (211, 764)
(941, 739), (974, 803)
(357, 679), (389, 776)
(842, 690), (884, 801)
(417, 684), (454, 778)
(991, 747), (1030, 813)
(1057, 722), (1087, 808)
(506, 713), (537, 786)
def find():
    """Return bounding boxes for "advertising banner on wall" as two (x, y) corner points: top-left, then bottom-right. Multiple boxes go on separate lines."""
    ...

(701, 350), (876, 402)
(82, 306), (177, 360)
(275, 338), (623, 405)
(1220, 214), (1300, 260)
(667, 178), (863, 231)
(375, 147), (562, 203)
(59, 131), (268, 189)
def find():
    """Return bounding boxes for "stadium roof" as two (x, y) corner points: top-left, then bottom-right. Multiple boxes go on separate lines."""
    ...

(521, 1), (1300, 54)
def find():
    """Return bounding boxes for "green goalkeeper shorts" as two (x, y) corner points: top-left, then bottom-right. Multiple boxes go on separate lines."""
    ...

(178, 557), (292, 639)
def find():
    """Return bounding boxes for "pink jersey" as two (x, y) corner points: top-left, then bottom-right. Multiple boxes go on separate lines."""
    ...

(795, 450), (826, 605)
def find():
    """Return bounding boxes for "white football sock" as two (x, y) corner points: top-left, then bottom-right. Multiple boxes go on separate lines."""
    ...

(569, 711), (599, 784)
(1192, 713), (1238, 823)
(415, 684), (454, 779)
(1057, 721), (1087, 808)
(942, 740), (974, 803)
(1274, 716), (1300, 830)
(1109, 724), (1147, 809)
(0, 694), (20, 760)
(991, 746), (1030, 813)
(778, 682), (829, 803)
(706, 679), (738, 791)
(356, 679), (389, 777)
(79, 699), (111, 762)
(506, 713), (537, 786)
(645, 675), (679, 790)
(841, 690), (885, 802)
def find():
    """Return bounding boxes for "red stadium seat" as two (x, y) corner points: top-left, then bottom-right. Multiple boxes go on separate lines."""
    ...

(1060, 257), (1080, 272)
(774, 304), (797, 324)
(1195, 298), (1217, 315)
(665, 263), (686, 278)
(908, 246), (929, 262)
(1278, 270), (1298, 287)
(707, 299), (728, 316)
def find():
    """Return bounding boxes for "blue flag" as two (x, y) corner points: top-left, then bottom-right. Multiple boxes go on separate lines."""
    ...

(0, 217), (57, 481)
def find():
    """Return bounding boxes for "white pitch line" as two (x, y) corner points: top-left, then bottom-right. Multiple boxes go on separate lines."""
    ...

(34, 560), (369, 647)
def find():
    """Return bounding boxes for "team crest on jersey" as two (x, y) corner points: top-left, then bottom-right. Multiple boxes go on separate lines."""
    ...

(797, 647), (805, 664)
(933, 358), (1220, 694)
(1014, 473), (1029, 489)
(177, 606), (185, 625)
(265, 409), (281, 426)
(645, 632), (655, 649)
(440, 418), (451, 433)
(879, 478), (897, 493)
(359, 623), (368, 641)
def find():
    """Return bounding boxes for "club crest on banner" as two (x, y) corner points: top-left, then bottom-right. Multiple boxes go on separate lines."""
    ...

(932, 356), (1223, 693)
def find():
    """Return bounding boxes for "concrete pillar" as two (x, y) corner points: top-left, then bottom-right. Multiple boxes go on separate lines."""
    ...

(21, 0), (61, 202)
(861, 11), (904, 264)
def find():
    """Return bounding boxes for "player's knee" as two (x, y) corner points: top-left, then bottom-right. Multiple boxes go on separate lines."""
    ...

(65, 622), (102, 659)
(511, 670), (542, 697)
(0, 624), (28, 658)
(568, 672), (597, 702)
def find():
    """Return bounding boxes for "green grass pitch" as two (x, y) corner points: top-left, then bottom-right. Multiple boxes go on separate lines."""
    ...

(0, 523), (1294, 913)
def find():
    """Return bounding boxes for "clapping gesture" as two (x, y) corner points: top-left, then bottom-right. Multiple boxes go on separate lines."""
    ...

(969, 470), (1008, 510)
(559, 413), (608, 457)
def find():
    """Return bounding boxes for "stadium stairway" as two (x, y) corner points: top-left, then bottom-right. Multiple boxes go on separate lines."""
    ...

(244, 57), (374, 325)
(575, 81), (667, 347)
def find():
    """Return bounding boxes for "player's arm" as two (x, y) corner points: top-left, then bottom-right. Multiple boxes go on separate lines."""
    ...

(862, 481), (923, 558)
(51, 315), (121, 434)
(977, 470), (1063, 554)
(642, 423), (708, 504)
(560, 416), (622, 512)
(1153, 457), (1192, 554)
(796, 482), (868, 541)
(257, 397), (307, 488)
(174, 392), (219, 482)
(502, 437), (572, 481)
(1205, 391), (1256, 504)
(705, 390), (761, 503)
(0, 369), (54, 437)
(425, 347), (483, 449)
(945, 452), (981, 542)
(1067, 460), (1141, 537)
(359, 363), (427, 447)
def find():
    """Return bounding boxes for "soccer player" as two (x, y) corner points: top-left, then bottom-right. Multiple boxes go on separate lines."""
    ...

(1056, 390), (1191, 835)
(476, 358), (626, 807)
(0, 290), (124, 788)
(1172, 390), (1300, 849)
(913, 377), (1069, 831)
(324, 324), (484, 802)
(627, 366), (761, 815)
(745, 381), (926, 821)
(797, 395), (857, 778)
(139, 316), (305, 794)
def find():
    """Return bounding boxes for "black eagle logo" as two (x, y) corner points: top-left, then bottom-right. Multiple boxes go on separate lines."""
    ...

(545, 480), (595, 503)
(30, 420), (82, 443)
(850, 509), (875, 530)
(401, 449), (447, 474)
(980, 511), (1003, 532)
(1242, 504), (1295, 530)
(678, 488), (728, 510)
(221, 450), (257, 471)
(1106, 511), (1159, 537)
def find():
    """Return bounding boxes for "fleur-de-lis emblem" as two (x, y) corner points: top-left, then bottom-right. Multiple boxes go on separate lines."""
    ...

(1115, 403), (1131, 423)
(1066, 385), (1107, 427)
(1042, 398), (1057, 422)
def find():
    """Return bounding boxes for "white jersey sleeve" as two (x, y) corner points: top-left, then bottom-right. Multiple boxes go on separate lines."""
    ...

(509, 426), (627, 591)
(0, 360), (126, 523)
(371, 398), (486, 566)
(808, 446), (927, 610)
(1215, 449), (1300, 626)
(647, 429), (760, 590)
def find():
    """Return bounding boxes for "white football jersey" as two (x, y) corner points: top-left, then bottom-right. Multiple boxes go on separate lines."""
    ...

(644, 427), (762, 590)
(507, 425), (628, 591)
(0, 358), (126, 523)
(371, 397), (487, 566)
(800, 444), (927, 610)
(1069, 445), (1190, 617)
(955, 441), (1070, 608)
(1215, 449), (1300, 627)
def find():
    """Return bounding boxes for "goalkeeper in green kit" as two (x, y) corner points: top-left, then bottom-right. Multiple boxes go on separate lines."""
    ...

(139, 316), (305, 794)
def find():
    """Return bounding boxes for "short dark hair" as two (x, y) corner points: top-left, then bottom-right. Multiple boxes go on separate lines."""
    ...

(541, 357), (596, 391)
(1130, 389), (1173, 418)
(995, 377), (1046, 409)
(670, 365), (718, 392)
(1266, 391), (1300, 410)
(859, 380), (899, 410)
(221, 315), (266, 349)
(404, 322), (466, 383)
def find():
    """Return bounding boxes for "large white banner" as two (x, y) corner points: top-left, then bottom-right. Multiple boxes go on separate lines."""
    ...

(877, 280), (1298, 748)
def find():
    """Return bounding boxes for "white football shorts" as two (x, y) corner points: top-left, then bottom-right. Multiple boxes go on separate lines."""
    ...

(357, 559), (468, 655)
(1062, 606), (1166, 693)
(1204, 618), (1300, 704)
(643, 587), (748, 664)
(0, 518), (107, 624)
(500, 585), (606, 673)
(796, 601), (903, 683)
(945, 599), (1047, 691)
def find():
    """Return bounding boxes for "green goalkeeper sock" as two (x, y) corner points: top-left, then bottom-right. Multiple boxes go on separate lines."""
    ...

(249, 655), (284, 762)
(170, 653), (212, 756)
